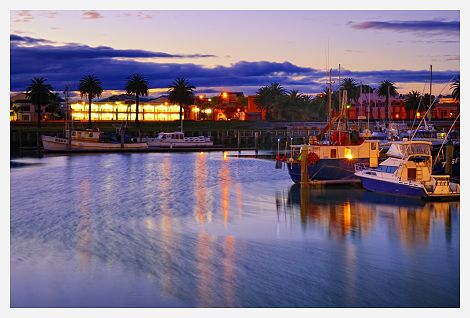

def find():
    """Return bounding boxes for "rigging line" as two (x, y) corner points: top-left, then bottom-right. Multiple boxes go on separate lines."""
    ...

(411, 76), (455, 140)
(433, 113), (460, 166)
(411, 80), (428, 129)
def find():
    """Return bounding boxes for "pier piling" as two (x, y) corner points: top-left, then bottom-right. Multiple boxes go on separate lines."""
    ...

(445, 141), (454, 175)
(300, 145), (308, 185)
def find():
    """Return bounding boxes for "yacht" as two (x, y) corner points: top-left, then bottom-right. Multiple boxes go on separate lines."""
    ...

(143, 132), (213, 148)
(354, 139), (459, 199)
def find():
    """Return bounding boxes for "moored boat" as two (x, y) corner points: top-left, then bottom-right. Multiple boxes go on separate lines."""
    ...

(41, 128), (148, 151)
(354, 139), (459, 199)
(143, 131), (213, 148)
(287, 139), (381, 183)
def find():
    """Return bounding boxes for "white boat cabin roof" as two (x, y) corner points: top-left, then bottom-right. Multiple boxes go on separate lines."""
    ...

(386, 140), (432, 159)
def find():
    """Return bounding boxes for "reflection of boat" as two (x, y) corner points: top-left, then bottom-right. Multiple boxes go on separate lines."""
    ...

(41, 128), (148, 151)
(355, 140), (459, 199)
(143, 132), (213, 148)
(286, 183), (425, 208)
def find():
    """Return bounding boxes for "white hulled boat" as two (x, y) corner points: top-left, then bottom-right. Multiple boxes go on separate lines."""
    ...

(41, 128), (148, 151)
(143, 132), (213, 148)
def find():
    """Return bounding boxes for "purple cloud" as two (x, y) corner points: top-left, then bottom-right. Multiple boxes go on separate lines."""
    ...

(350, 20), (459, 35)
(10, 34), (459, 94)
(82, 11), (103, 20)
(10, 34), (215, 59)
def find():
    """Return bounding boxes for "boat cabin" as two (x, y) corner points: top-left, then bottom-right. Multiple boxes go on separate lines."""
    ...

(290, 140), (380, 168)
(157, 132), (185, 140)
(377, 140), (433, 183)
(67, 129), (102, 141)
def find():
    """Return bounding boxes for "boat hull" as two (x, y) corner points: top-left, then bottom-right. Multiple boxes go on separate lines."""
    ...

(145, 140), (214, 148)
(41, 136), (148, 151)
(287, 158), (370, 183)
(357, 174), (427, 198)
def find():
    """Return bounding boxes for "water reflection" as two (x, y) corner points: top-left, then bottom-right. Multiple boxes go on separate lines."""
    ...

(194, 152), (209, 224)
(10, 153), (459, 307)
(219, 156), (231, 228)
(279, 184), (459, 247)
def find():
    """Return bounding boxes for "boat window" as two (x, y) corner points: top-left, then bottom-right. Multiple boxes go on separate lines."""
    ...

(330, 149), (337, 158)
(89, 132), (93, 137)
(408, 168), (417, 180)
(371, 142), (377, 150)
(377, 165), (398, 173)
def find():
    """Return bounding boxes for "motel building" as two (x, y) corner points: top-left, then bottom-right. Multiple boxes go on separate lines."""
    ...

(70, 95), (186, 122)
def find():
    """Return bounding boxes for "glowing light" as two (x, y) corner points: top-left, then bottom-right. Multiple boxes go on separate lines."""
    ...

(346, 104), (350, 109)
(199, 95), (204, 99)
(193, 107), (200, 112)
(208, 98), (212, 102)
(205, 108), (212, 114)
(416, 112), (421, 118)
(345, 148), (353, 160)
(237, 108), (240, 112)
(222, 92), (228, 99)
(395, 114), (399, 119)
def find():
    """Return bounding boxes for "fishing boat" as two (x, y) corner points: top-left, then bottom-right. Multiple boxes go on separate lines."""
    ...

(285, 69), (381, 184)
(287, 138), (380, 183)
(41, 128), (148, 151)
(143, 131), (213, 148)
(354, 139), (459, 199)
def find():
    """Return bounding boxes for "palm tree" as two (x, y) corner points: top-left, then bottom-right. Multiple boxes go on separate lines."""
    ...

(451, 80), (460, 101)
(126, 74), (149, 124)
(79, 74), (103, 128)
(255, 83), (286, 120)
(26, 77), (54, 129)
(167, 77), (195, 132)
(340, 78), (360, 104)
(405, 90), (421, 120)
(280, 90), (305, 120)
(377, 80), (398, 121)
(126, 74), (149, 140)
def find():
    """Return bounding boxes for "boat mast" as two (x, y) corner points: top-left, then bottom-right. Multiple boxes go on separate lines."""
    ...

(367, 85), (371, 130)
(328, 68), (332, 140)
(428, 64), (433, 122)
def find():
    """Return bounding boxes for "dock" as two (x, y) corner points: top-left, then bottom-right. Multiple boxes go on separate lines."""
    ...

(40, 147), (259, 154)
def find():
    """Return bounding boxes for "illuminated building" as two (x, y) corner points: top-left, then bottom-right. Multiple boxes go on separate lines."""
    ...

(70, 95), (183, 121)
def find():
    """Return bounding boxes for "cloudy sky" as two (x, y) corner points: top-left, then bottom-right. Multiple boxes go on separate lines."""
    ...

(10, 10), (460, 97)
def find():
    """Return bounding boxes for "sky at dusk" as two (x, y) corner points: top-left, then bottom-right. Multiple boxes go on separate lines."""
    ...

(10, 10), (460, 98)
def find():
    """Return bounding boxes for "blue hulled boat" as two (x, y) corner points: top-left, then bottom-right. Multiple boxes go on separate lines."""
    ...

(286, 139), (381, 183)
(354, 140), (459, 199)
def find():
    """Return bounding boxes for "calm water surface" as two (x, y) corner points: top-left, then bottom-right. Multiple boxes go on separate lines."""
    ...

(10, 152), (459, 307)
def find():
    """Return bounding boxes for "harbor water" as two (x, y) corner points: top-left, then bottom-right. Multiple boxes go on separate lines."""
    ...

(10, 152), (459, 307)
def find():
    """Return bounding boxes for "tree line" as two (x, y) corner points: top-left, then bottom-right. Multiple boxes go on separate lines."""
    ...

(21, 75), (460, 131)
(254, 78), (460, 121)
